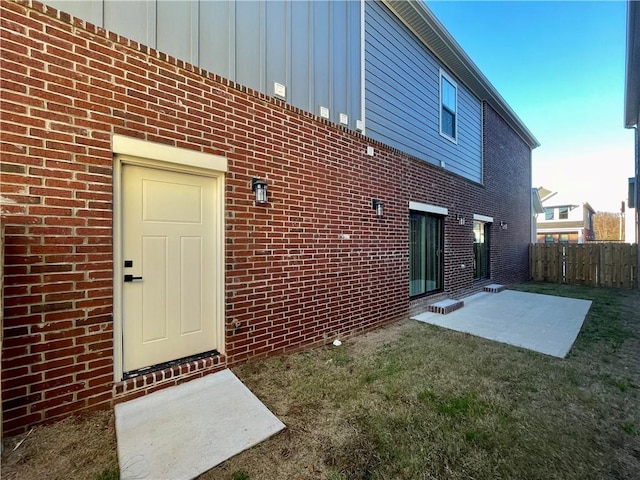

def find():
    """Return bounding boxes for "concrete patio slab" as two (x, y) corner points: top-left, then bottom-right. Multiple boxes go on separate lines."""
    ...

(412, 290), (592, 358)
(115, 369), (285, 480)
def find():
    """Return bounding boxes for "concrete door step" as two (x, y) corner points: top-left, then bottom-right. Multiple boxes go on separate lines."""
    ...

(483, 284), (506, 293)
(427, 298), (464, 315)
(115, 369), (285, 480)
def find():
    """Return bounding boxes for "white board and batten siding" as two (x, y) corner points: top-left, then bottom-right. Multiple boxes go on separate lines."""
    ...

(365, 1), (483, 183)
(44, 0), (362, 130)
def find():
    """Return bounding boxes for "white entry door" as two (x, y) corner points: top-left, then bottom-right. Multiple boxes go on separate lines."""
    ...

(122, 164), (219, 373)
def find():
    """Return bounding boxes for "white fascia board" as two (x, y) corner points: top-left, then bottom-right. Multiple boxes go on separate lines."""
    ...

(409, 201), (448, 215)
(473, 214), (493, 223)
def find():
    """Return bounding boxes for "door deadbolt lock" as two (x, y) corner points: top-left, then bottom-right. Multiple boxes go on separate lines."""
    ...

(124, 274), (143, 282)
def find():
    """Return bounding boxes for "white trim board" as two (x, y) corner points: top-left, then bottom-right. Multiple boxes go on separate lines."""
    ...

(473, 214), (493, 223)
(409, 201), (448, 216)
(113, 134), (228, 173)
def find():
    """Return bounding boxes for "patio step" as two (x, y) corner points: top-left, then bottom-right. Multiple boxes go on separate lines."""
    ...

(427, 298), (464, 315)
(483, 284), (506, 293)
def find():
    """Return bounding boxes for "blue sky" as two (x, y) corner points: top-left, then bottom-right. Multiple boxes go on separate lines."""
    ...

(427, 0), (634, 212)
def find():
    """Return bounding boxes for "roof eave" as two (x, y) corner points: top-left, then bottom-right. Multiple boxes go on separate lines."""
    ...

(625, 1), (640, 128)
(383, 0), (540, 149)
(531, 188), (544, 214)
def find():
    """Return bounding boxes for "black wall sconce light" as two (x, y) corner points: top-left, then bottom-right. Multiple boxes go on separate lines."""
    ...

(372, 199), (384, 218)
(500, 221), (508, 230)
(456, 213), (466, 225)
(252, 177), (268, 204)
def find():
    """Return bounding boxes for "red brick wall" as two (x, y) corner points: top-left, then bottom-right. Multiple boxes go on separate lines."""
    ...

(0, 0), (533, 435)
(482, 103), (534, 285)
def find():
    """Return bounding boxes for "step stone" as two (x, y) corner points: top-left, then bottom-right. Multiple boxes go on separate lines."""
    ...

(427, 299), (464, 315)
(483, 284), (506, 293)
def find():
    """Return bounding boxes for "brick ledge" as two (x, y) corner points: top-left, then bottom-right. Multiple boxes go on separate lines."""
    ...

(113, 354), (227, 403)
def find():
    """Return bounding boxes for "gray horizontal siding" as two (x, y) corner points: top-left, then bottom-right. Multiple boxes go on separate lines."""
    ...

(365, 1), (482, 183)
(44, 0), (362, 130)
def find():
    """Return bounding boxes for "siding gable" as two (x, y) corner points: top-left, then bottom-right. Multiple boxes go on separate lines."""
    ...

(365, 1), (483, 183)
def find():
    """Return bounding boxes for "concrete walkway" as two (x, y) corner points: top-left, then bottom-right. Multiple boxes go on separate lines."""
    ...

(412, 290), (592, 358)
(115, 369), (285, 480)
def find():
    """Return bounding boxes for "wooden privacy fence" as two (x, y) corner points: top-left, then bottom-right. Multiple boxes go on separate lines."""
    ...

(530, 243), (639, 289)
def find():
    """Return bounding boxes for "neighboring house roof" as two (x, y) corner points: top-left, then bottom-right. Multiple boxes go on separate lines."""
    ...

(537, 188), (594, 213)
(531, 188), (544, 214)
(625, 0), (640, 127)
(537, 187), (555, 202)
(541, 194), (578, 208)
(384, 0), (540, 149)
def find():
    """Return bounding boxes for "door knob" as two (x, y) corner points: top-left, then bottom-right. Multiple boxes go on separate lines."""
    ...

(124, 274), (143, 282)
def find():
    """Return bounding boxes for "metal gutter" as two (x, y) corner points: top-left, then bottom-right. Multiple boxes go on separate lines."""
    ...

(360, 0), (366, 134)
(383, 0), (540, 149)
(623, 1), (640, 250)
(625, 1), (640, 127)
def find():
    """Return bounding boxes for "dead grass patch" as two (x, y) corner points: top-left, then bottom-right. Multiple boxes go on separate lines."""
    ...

(1, 409), (117, 480)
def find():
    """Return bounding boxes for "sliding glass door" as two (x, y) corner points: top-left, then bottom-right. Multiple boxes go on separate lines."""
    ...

(409, 212), (443, 296)
(473, 220), (490, 279)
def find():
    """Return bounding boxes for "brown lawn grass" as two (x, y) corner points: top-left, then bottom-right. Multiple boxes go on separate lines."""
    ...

(2, 283), (639, 480)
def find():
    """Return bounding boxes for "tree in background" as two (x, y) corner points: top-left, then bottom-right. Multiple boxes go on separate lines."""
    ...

(594, 211), (625, 241)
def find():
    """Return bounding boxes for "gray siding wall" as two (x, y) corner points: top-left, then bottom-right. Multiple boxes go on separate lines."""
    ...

(45, 0), (483, 181)
(365, 1), (483, 183)
(44, 0), (362, 129)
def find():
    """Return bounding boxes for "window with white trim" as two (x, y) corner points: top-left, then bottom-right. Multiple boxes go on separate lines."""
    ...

(559, 206), (569, 219)
(439, 70), (457, 142)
